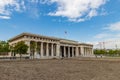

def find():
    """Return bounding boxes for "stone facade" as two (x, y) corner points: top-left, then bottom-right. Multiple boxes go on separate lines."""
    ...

(9, 33), (93, 59)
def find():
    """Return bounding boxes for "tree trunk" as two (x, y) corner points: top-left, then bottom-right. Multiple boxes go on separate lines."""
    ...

(33, 52), (34, 59)
(20, 53), (22, 60)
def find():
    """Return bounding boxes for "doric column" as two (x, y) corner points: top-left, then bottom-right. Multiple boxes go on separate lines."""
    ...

(90, 48), (92, 55)
(46, 43), (49, 57)
(89, 48), (92, 56)
(86, 48), (88, 55)
(84, 48), (86, 56)
(78, 47), (80, 55)
(76, 47), (79, 57)
(41, 42), (43, 57)
(87, 48), (90, 55)
(81, 46), (84, 56)
(72, 47), (74, 57)
(56, 43), (60, 58)
(85, 48), (87, 56)
(34, 42), (37, 58)
(51, 43), (53, 57)
(64, 46), (66, 57)
(68, 47), (70, 58)
(53, 44), (55, 56)
(87, 48), (89, 56)
(88, 48), (90, 56)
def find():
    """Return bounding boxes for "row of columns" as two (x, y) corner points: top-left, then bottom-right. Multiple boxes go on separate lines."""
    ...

(62, 46), (92, 58)
(62, 46), (78, 58)
(26, 41), (60, 59)
(77, 46), (93, 56)
(40, 42), (59, 58)
(83, 47), (93, 56)
(25, 41), (93, 58)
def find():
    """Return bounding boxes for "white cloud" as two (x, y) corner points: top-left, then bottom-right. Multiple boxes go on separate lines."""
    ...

(87, 10), (98, 18)
(0, 0), (45, 19)
(0, 15), (10, 19)
(0, 0), (25, 19)
(93, 21), (120, 44)
(105, 21), (120, 31)
(0, 0), (108, 20)
(48, 0), (107, 22)
(94, 21), (120, 44)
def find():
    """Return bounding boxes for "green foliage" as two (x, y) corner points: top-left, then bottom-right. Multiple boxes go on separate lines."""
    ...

(30, 41), (36, 52)
(14, 41), (28, 58)
(109, 50), (115, 56)
(0, 41), (10, 55)
(94, 49), (106, 55)
(94, 49), (120, 57)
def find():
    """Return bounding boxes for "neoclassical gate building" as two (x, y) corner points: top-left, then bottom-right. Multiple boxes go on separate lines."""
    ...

(9, 33), (93, 59)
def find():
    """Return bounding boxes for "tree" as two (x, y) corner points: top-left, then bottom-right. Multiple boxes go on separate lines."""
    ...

(117, 49), (120, 56)
(30, 41), (36, 59)
(111, 49), (120, 56)
(94, 49), (99, 55)
(0, 41), (10, 55)
(14, 41), (28, 59)
(94, 49), (120, 57)
(94, 49), (107, 57)
(109, 49), (115, 56)
(100, 49), (106, 55)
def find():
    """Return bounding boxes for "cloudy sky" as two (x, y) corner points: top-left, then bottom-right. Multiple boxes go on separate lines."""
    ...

(0, 0), (120, 44)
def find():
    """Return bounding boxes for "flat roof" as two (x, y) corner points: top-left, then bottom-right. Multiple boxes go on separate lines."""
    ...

(9, 32), (77, 42)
